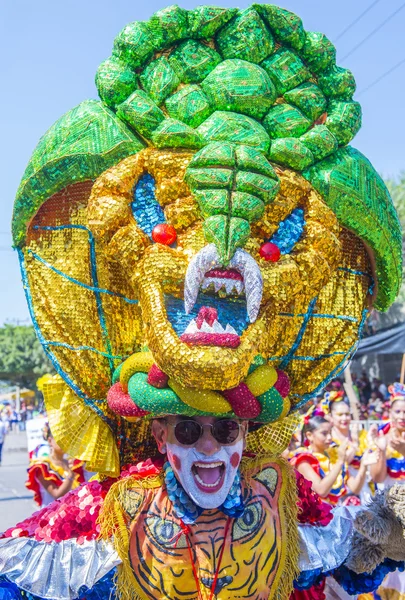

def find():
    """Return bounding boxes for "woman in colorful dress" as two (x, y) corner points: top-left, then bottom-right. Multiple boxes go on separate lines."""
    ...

(290, 414), (374, 505)
(26, 424), (85, 507)
(368, 384), (405, 600)
(329, 396), (374, 504)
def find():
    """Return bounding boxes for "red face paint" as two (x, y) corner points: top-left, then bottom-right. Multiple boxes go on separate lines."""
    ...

(230, 452), (240, 468)
(172, 453), (182, 472)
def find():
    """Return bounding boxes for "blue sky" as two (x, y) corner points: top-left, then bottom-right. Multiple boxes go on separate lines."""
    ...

(0, 0), (404, 324)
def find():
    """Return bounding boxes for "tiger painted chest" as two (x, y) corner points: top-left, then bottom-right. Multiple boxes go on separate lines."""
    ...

(120, 458), (298, 600)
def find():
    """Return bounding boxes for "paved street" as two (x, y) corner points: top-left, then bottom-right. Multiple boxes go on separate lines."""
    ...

(0, 430), (37, 532)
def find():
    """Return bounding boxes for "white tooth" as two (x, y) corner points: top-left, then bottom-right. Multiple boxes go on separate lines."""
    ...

(229, 249), (263, 323)
(200, 321), (213, 333)
(234, 280), (244, 294)
(225, 324), (238, 335)
(224, 279), (235, 294)
(201, 278), (211, 290)
(213, 279), (223, 292)
(184, 244), (220, 313)
(184, 319), (198, 334)
(212, 320), (225, 333)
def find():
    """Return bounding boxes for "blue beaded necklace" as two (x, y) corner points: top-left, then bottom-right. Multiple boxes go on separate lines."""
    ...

(163, 461), (244, 524)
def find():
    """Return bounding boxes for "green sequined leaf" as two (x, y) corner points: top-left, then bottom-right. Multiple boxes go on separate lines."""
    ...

(263, 104), (311, 139)
(194, 189), (230, 218)
(227, 217), (251, 259)
(165, 85), (212, 128)
(188, 6), (239, 38)
(203, 214), (228, 258)
(96, 58), (138, 109)
(261, 49), (310, 95)
(231, 191), (265, 221)
(148, 5), (189, 49)
(185, 168), (233, 189)
(300, 125), (338, 161)
(201, 59), (276, 120)
(140, 57), (180, 105)
(188, 141), (236, 168)
(216, 8), (275, 64)
(13, 101), (144, 246)
(169, 40), (221, 84)
(303, 147), (402, 311)
(254, 4), (306, 50)
(235, 146), (277, 179)
(235, 171), (279, 204)
(112, 22), (156, 69)
(117, 90), (165, 137)
(318, 65), (356, 100)
(325, 100), (362, 145)
(151, 118), (203, 148)
(197, 111), (270, 153)
(301, 32), (336, 73)
(284, 83), (327, 121)
(268, 137), (314, 170)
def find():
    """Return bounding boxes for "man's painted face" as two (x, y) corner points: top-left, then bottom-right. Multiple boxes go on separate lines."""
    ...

(156, 416), (246, 509)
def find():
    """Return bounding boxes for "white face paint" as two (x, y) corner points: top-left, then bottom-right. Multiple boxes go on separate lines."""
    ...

(166, 439), (244, 509)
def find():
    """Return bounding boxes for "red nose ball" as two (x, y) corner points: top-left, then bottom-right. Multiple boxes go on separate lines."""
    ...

(152, 223), (177, 245)
(259, 242), (281, 262)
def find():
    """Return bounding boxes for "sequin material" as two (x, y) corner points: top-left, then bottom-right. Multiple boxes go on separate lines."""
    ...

(10, 3), (402, 470)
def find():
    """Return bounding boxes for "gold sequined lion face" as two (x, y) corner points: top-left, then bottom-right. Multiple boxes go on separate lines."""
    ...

(87, 147), (372, 411)
(127, 461), (297, 600)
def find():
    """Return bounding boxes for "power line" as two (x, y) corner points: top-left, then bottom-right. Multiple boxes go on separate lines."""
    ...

(357, 57), (405, 95)
(334, 0), (382, 42)
(341, 2), (405, 61)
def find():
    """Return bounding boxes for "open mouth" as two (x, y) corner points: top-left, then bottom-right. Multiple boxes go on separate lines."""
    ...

(192, 460), (225, 492)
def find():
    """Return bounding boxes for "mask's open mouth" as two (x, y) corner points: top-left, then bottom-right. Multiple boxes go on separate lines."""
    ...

(192, 460), (225, 492)
(163, 244), (263, 348)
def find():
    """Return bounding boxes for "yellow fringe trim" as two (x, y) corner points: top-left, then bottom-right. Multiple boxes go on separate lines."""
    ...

(241, 454), (300, 600)
(98, 474), (163, 600)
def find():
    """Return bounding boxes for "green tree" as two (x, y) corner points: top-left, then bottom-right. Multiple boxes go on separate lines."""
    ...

(0, 324), (54, 389)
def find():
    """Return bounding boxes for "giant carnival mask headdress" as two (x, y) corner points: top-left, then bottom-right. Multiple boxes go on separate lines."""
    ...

(13, 3), (402, 477)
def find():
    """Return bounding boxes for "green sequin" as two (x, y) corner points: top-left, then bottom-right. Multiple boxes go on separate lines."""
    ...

(235, 171), (279, 204)
(165, 85), (212, 128)
(318, 65), (356, 100)
(303, 147), (402, 311)
(13, 101), (144, 246)
(140, 57), (180, 105)
(112, 21), (155, 69)
(117, 90), (165, 137)
(269, 137), (314, 170)
(169, 40), (221, 83)
(216, 8), (275, 64)
(254, 4), (306, 50)
(301, 31), (336, 73)
(284, 83), (327, 121)
(152, 118), (203, 149)
(201, 59), (276, 120)
(261, 49), (310, 95)
(188, 6), (238, 38)
(325, 100), (362, 145)
(263, 104), (311, 139)
(300, 125), (338, 161)
(148, 5), (189, 48)
(96, 58), (138, 109)
(197, 111), (270, 153)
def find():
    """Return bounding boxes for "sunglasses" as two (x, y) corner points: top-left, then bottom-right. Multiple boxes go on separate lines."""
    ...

(167, 419), (243, 446)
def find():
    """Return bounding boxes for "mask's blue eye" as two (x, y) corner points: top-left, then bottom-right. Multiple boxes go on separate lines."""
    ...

(131, 174), (166, 239)
(269, 208), (305, 254)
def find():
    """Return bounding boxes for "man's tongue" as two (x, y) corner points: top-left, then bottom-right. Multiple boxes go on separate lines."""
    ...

(196, 465), (221, 485)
